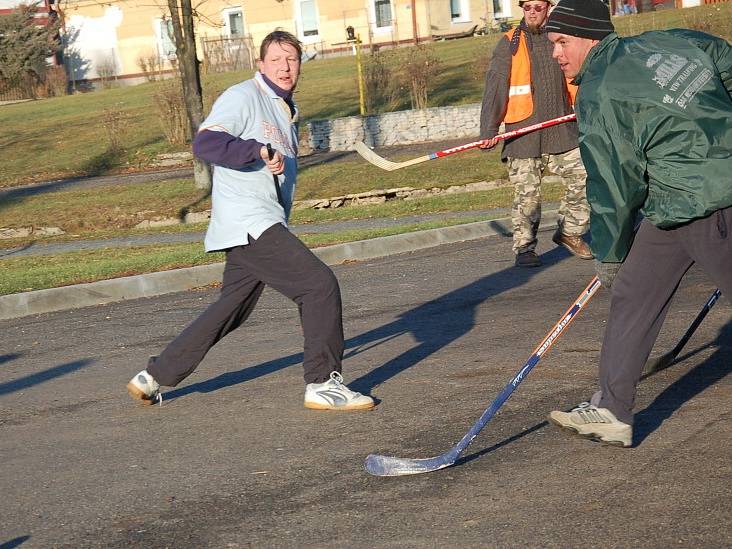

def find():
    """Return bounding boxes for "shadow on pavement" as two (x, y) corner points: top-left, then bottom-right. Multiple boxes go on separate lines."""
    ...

(456, 420), (549, 467)
(0, 536), (31, 549)
(164, 247), (570, 402)
(347, 247), (568, 395)
(0, 353), (23, 365)
(0, 242), (36, 258)
(634, 319), (732, 445)
(164, 352), (304, 400)
(0, 358), (95, 397)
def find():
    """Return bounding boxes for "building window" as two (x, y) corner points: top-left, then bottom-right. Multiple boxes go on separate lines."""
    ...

(492, 0), (511, 19)
(451, 0), (460, 19)
(222, 7), (246, 38)
(228, 11), (243, 37)
(157, 18), (175, 58)
(299, 0), (319, 37)
(373, 0), (392, 28)
(451, 0), (470, 22)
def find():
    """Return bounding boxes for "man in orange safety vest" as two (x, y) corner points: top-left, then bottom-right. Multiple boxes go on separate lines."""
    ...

(479, 0), (592, 268)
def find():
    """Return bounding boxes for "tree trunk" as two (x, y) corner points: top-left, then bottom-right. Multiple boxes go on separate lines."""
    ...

(167, 0), (212, 190)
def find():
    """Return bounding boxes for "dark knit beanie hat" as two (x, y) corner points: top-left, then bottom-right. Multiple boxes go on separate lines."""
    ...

(545, 0), (615, 40)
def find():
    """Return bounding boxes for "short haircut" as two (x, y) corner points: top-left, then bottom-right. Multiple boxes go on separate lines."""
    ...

(259, 30), (302, 61)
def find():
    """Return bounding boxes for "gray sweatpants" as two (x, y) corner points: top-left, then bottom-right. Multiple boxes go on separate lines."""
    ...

(598, 207), (732, 424)
(147, 223), (344, 386)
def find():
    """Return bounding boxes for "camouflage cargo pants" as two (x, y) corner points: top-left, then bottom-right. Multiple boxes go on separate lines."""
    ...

(507, 147), (589, 254)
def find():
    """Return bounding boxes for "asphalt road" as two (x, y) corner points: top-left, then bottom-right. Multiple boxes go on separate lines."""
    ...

(1, 232), (730, 548)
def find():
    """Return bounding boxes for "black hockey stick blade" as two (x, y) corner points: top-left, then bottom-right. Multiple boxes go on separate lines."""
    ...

(642, 289), (721, 376)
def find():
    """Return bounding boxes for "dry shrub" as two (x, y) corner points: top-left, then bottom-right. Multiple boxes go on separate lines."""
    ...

(397, 44), (442, 110)
(363, 50), (401, 114)
(44, 66), (68, 97)
(204, 86), (224, 113)
(153, 80), (189, 145)
(137, 51), (165, 82)
(101, 106), (130, 151)
(96, 56), (118, 89)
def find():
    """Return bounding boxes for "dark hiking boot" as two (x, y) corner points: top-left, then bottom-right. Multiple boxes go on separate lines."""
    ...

(515, 251), (542, 268)
(552, 230), (593, 259)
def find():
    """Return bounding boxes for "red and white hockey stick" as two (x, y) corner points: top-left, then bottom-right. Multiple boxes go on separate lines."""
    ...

(354, 113), (577, 171)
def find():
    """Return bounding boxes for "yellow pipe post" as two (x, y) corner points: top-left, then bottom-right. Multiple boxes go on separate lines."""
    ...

(355, 34), (366, 116)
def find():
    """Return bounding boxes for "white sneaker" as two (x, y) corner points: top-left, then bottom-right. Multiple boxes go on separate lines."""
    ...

(126, 370), (162, 406)
(304, 372), (374, 411)
(548, 402), (632, 447)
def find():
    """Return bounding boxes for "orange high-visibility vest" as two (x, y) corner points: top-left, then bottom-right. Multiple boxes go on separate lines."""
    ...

(504, 29), (578, 123)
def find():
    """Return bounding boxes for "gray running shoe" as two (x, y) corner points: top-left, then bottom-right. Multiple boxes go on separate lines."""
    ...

(304, 372), (374, 411)
(549, 402), (631, 447)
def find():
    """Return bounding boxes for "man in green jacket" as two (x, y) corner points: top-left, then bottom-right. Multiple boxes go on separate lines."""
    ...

(544, 0), (732, 447)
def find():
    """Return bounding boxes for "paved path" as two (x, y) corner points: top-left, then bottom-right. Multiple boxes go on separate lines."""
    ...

(1, 233), (730, 547)
(0, 137), (477, 197)
(0, 168), (194, 202)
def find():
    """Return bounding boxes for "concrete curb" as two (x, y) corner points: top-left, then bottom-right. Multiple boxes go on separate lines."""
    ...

(0, 212), (559, 320)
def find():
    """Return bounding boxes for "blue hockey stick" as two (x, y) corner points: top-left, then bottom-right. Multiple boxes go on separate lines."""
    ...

(364, 276), (602, 477)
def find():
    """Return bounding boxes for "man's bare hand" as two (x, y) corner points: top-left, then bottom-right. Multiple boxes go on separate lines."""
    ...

(478, 137), (499, 150)
(260, 145), (285, 175)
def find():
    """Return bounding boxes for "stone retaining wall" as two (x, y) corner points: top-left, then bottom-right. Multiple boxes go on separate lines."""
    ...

(307, 103), (481, 151)
(127, 178), (510, 229)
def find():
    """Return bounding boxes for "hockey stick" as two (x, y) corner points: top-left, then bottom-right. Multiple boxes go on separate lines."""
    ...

(354, 113), (577, 171)
(642, 289), (721, 376)
(364, 276), (602, 477)
(266, 143), (285, 208)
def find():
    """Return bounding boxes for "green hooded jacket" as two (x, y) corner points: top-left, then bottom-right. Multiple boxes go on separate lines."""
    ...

(573, 30), (732, 262)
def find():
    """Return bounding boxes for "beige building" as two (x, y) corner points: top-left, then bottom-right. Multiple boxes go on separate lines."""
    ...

(58, 0), (522, 83)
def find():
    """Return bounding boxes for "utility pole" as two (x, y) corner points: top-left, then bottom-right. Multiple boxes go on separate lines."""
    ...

(410, 0), (418, 45)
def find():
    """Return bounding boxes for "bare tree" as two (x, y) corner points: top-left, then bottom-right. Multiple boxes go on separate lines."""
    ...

(166, 0), (211, 189)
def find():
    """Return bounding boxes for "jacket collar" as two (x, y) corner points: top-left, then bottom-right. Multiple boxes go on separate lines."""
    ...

(573, 32), (617, 86)
(254, 71), (294, 101)
(254, 71), (298, 123)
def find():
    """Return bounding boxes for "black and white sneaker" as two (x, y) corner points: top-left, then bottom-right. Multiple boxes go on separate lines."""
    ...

(304, 372), (374, 411)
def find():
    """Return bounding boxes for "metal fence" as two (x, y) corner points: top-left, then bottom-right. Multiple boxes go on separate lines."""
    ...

(0, 67), (68, 101)
(200, 36), (256, 73)
(0, 78), (33, 102)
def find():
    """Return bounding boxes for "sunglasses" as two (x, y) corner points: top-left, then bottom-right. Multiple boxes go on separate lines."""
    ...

(522, 3), (548, 12)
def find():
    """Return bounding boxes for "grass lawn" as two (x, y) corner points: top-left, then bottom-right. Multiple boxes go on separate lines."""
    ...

(1, 4), (729, 187)
(0, 210), (518, 295)
(0, 182), (569, 295)
(1, 4), (729, 295)
(0, 146), (508, 242)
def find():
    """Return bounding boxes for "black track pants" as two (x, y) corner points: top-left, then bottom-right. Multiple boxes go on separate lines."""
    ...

(598, 207), (732, 424)
(147, 223), (344, 386)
